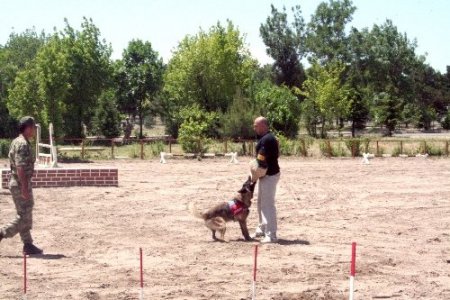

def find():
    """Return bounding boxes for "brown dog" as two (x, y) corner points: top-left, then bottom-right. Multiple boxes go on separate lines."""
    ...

(188, 176), (256, 241)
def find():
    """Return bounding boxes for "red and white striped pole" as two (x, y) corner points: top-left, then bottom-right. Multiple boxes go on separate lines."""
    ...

(349, 242), (356, 300)
(23, 252), (27, 300)
(251, 244), (258, 300)
(139, 248), (144, 300)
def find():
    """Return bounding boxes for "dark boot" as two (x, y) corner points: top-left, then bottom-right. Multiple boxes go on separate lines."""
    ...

(0, 232), (3, 243)
(23, 243), (43, 255)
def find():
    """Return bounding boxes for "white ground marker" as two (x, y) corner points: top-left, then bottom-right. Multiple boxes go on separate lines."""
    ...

(349, 242), (356, 300)
(225, 152), (239, 164)
(361, 153), (374, 164)
(139, 248), (144, 300)
(251, 244), (258, 300)
(160, 152), (173, 164)
(23, 252), (27, 300)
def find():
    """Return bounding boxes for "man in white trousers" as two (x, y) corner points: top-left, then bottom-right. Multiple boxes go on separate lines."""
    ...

(251, 117), (280, 244)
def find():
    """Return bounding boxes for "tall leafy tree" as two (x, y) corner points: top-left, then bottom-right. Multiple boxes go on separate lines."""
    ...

(117, 39), (164, 138)
(306, 0), (356, 64)
(301, 61), (352, 137)
(254, 81), (302, 138)
(0, 29), (45, 137)
(364, 20), (418, 135)
(7, 19), (112, 138)
(61, 18), (113, 137)
(260, 5), (306, 88)
(163, 21), (257, 136)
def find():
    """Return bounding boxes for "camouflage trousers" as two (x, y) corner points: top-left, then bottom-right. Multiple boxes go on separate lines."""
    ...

(0, 184), (34, 244)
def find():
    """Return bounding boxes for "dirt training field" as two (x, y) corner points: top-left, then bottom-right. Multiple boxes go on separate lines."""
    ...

(1, 157), (450, 299)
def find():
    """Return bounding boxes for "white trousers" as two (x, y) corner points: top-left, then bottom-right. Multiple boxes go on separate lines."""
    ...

(256, 172), (280, 238)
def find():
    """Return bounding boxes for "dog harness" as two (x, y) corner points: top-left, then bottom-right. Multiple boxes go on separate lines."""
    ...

(227, 200), (246, 216)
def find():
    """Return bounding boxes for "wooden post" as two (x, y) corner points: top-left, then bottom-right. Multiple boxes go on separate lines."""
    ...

(169, 139), (172, 153)
(376, 141), (379, 156)
(243, 141), (247, 156)
(301, 139), (307, 157)
(400, 141), (403, 154)
(423, 141), (427, 154)
(111, 139), (115, 159)
(140, 140), (144, 160)
(351, 142), (355, 158)
(224, 139), (228, 153)
(446, 141), (449, 156)
(327, 140), (332, 157)
(81, 139), (85, 159)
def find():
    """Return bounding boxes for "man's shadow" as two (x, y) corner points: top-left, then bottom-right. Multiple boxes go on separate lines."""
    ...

(277, 239), (310, 246)
(231, 238), (310, 245)
(1, 254), (67, 260)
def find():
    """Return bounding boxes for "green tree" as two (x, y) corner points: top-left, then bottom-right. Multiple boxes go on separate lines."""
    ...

(260, 5), (306, 88)
(364, 20), (419, 135)
(221, 91), (259, 139)
(301, 61), (352, 137)
(163, 21), (257, 136)
(7, 19), (111, 138)
(254, 81), (301, 137)
(0, 28), (45, 137)
(116, 39), (164, 138)
(61, 18), (113, 138)
(92, 89), (121, 138)
(177, 105), (218, 153)
(306, 0), (356, 63)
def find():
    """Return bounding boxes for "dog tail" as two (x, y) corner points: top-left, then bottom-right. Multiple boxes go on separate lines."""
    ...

(188, 202), (204, 219)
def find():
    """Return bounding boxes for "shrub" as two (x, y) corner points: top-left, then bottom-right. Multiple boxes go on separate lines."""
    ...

(178, 105), (217, 153)
(344, 138), (362, 157)
(319, 140), (334, 157)
(92, 90), (121, 138)
(149, 141), (165, 157)
(441, 112), (450, 130)
(277, 135), (294, 156)
(418, 141), (443, 156)
(0, 139), (10, 158)
(296, 137), (314, 157)
(220, 94), (258, 139)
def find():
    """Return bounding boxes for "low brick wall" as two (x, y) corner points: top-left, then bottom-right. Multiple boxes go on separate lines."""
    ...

(1, 168), (118, 189)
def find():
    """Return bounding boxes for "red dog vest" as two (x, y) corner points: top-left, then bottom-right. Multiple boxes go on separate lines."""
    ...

(228, 200), (245, 216)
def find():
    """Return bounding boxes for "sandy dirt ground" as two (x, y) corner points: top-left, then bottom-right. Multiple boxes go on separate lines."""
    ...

(1, 157), (450, 300)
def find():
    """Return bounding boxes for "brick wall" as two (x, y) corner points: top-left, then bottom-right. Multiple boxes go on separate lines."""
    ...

(1, 168), (118, 189)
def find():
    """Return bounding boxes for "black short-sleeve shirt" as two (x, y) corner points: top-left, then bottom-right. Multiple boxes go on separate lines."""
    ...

(256, 132), (280, 176)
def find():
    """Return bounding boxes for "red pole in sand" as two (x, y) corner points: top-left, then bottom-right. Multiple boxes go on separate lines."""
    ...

(23, 252), (27, 298)
(349, 242), (356, 300)
(139, 248), (144, 300)
(253, 245), (258, 281)
(251, 244), (258, 300)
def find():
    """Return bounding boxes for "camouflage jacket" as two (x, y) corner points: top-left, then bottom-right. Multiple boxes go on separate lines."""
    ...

(9, 134), (35, 185)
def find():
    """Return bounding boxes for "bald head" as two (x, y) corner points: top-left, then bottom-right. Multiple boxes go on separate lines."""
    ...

(253, 116), (269, 136)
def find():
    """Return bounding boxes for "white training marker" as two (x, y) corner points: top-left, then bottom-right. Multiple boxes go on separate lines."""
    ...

(415, 153), (429, 158)
(349, 242), (356, 300)
(225, 152), (239, 164)
(160, 152), (173, 164)
(361, 153), (374, 164)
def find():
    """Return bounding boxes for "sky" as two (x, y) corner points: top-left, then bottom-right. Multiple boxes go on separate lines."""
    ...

(1, 0), (449, 72)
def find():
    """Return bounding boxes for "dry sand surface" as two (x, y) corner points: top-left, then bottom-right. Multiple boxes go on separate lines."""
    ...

(1, 157), (450, 299)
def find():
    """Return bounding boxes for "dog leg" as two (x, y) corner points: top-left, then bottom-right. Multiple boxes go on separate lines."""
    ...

(212, 230), (218, 241)
(239, 220), (252, 241)
(220, 227), (228, 242)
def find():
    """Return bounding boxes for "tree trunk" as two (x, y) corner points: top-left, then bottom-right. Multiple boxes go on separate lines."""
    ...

(351, 120), (356, 138)
(139, 112), (144, 139)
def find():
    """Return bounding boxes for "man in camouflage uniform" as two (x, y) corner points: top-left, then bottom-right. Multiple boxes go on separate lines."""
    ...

(0, 116), (43, 255)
